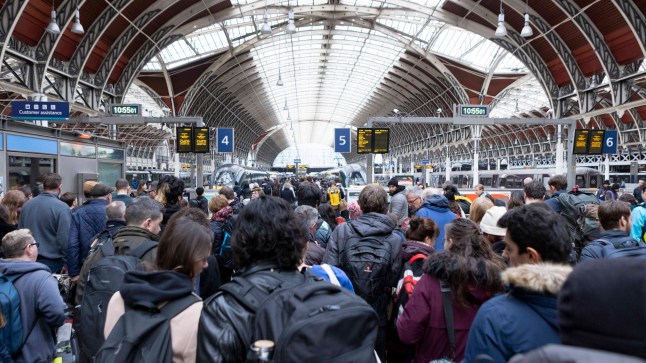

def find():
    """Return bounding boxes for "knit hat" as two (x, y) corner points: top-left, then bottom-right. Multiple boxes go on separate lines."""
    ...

(348, 201), (363, 220)
(558, 258), (646, 359)
(479, 206), (507, 236)
(387, 178), (398, 187)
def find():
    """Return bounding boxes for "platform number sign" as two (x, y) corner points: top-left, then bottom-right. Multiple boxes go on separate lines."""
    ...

(335, 128), (351, 153)
(217, 128), (234, 153)
(602, 130), (617, 154)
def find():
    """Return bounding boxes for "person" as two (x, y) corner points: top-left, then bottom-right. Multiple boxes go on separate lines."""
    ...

(279, 181), (297, 206)
(463, 203), (573, 362)
(209, 194), (234, 283)
(347, 201), (363, 220)
(103, 208), (210, 363)
(388, 178), (408, 225)
(68, 182), (113, 280)
(474, 184), (486, 198)
(148, 180), (158, 200)
(295, 205), (327, 267)
(218, 186), (242, 215)
(0, 229), (67, 363)
(406, 186), (425, 216)
(111, 178), (133, 207)
(413, 189), (457, 251)
(524, 181), (546, 204)
(135, 180), (148, 197)
(580, 200), (643, 261)
(442, 184), (472, 215)
(633, 179), (645, 204)
(595, 180), (615, 202)
(401, 216), (438, 260)
(190, 187), (209, 214)
(479, 206), (508, 255)
(327, 179), (342, 215)
(59, 192), (77, 208)
(0, 205), (17, 254)
(157, 175), (185, 232)
(630, 183), (646, 242)
(469, 197), (493, 224)
(611, 183), (621, 199)
(507, 190), (526, 209)
(1, 190), (26, 225)
(19, 185), (33, 201)
(544, 175), (569, 213)
(318, 203), (338, 232)
(297, 181), (332, 247)
(444, 191), (465, 218)
(523, 177), (533, 185)
(397, 218), (505, 362)
(323, 184), (404, 361)
(17, 172), (71, 273)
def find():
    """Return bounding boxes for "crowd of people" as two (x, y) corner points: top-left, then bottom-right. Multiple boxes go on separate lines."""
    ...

(0, 172), (645, 363)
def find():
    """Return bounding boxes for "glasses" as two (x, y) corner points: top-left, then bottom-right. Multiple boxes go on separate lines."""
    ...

(23, 242), (39, 249)
(407, 197), (421, 205)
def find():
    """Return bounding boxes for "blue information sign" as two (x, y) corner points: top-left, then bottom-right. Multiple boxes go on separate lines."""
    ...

(217, 128), (234, 153)
(602, 130), (617, 154)
(334, 128), (351, 153)
(11, 101), (70, 120)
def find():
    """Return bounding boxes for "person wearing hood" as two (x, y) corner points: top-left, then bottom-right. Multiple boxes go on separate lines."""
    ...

(0, 229), (67, 363)
(397, 218), (505, 362)
(104, 207), (211, 363)
(388, 178), (408, 225)
(463, 203), (573, 362)
(413, 189), (457, 251)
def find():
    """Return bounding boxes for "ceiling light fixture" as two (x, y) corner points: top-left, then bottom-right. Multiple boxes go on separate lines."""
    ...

(520, 0), (533, 38)
(46, 1), (61, 35)
(494, 1), (507, 37)
(286, 8), (297, 34)
(71, 8), (84, 34)
(277, 68), (283, 86)
(287, 110), (291, 121)
(284, 99), (288, 110)
(260, 9), (271, 35)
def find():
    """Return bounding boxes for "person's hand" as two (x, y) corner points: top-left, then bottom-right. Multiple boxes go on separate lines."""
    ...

(70, 275), (80, 283)
(60, 265), (69, 274)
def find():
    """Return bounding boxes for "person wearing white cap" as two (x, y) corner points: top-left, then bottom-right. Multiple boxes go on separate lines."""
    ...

(479, 206), (508, 255)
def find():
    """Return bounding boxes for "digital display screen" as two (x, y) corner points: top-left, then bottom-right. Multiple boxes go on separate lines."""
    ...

(193, 127), (210, 153)
(587, 130), (605, 155)
(110, 104), (141, 116)
(373, 128), (390, 153)
(176, 127), (193, 153)
(573, 129), (589, 154)
(357, 128), (373, 154)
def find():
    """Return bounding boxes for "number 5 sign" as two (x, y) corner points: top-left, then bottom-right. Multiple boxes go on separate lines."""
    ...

(335, 128), (351, 153)
(602, 130), (617, 154)
(217, 128), (234, 153)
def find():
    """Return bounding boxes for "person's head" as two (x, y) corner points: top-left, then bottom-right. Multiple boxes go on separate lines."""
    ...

(1, 229), (38, 261)
(2, 190), (26, 224)
(90, 183), (114, 202)
(219, 186), (235, 200)
(125, 196), (164, 235)
(388, 178), (398, 194)
(639, 183), (646, 201)
(405, 217), (439, 246)
(479, 206), (508, 243)
(469, 197), (494, 224)
(474, 184), (484, 196)
(148, 181), (158, 199)
(297, 181), (322, 208)
(196, 187), (205, 196)
(598, 200), (632, 233)
(498, 203), (571, 266)
(115, 179), (129, 193)
(158, 175), (184, 206)
(611, 183), (620, 193)
(523, 181), (546, 203)
(59, 192), (76, 208)
(347, 201), (363, 220)
(20, 185), (32, 200)
(406, 186), (424, 212)
(329, 180), (336, 187)
(136, 181), (147, 196)
(444, 218), (499, 259)
(208, 194), (229, 215)
(251, 187), (263, 199)
(156, 208), (213, 280)
(618, 193), (637, 206)
(523, 177), (533, 185)
(602, 180), (610, 188)
(106, 201), (126, 221)
(232, 196), (306, 270)
(358, 184), (388, 214)
(40, 172), (62, 193)
(442, 183), (458, 194)
(318, 203), (338, 230)
(82, 180), (97, 199)
(295, 205), (319, 239)
(547, 175), (567, 193)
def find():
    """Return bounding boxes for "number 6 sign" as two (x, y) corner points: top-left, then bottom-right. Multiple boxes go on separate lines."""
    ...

(602, 130), (617, 154)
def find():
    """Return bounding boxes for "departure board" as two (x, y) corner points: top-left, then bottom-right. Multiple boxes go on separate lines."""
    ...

(357, 128), (373, 154)
(588, 130), (605, 155)
(373, 128), (390, 153)
(176, 127), (193, 153)
(573, 129), (589, 154)
(193, 127), (210, 153)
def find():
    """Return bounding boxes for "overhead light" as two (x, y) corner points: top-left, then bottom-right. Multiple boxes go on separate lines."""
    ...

(71, 8), (84, 34)
(521, 14), (532, 37)
(287, 111), (291, 121)
(286, 8), (297, 34)
(46, 3), (60, 35)
(74, 130), (93, 139)
(393, 108), (400, 114)
(284, 99), (288, 110)
(260, 9), (271, 35)
(277, 69), (283, 86)
(494, 12), (507, 37)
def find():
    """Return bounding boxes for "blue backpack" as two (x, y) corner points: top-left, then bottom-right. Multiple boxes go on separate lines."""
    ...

(0, 272), (39, 357)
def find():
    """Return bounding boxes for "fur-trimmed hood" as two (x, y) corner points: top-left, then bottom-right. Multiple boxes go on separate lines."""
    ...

(502, 263), (572, 295)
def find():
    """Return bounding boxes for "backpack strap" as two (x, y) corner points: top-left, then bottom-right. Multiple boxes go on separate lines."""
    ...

(320, 264), (341, 286)
(408, 253), (427, 266)
(129, 240), (158, 260)
(440, 280), (456, 360)
(158, 294), (201, 320)
(99, 236), (116, 257)
(219, 276), (270, 313)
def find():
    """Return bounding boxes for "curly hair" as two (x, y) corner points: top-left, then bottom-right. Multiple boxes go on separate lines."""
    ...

(232, 195), (307, 270)
(405, 217), (440, 244)
(157, 175), (184, 206)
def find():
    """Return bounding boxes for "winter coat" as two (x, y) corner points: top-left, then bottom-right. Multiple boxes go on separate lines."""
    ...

(630, 205), (646, 241)
(414, 195), (457, 251)
(323, 212), (404, 326)
(545, 190), (568, 214)
(389, 186), (408, 226)
(580, 230), (644, 261)
(463, 263), (573, 363)
(196, 263), (308, 362)
(401, 239), (435, 262)
(18, 192), (71, 262)
(112, 193), (133, 206)
(280, 186), (297, 205)
(509, 344), (646, 363)
(104, 270), (202, 363)
(67, 198), (109, 276)
(161, 203), (182, 233)
(0, 260), (67, 363)
(314, 219), (332, 248)
(396, 252), (500, 362)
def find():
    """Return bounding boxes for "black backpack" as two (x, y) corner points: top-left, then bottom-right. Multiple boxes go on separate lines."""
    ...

(189, 196), (208, 213)
(220, 266), (379, 363)
(339, 223), (394, 302)
(557, 192), (600, 258)
(78, 240), (158, 361)
(94, 294), (200, 363)
(217, 215), (236, 270)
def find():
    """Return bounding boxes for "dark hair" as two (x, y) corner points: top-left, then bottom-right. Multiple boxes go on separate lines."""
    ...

(115, 179), (129, 190)
(0, 205), (10, 224)
(156, 208), (213, 279)
(442, 183), (459, 194)
(318, 203), (338, 231)
(20, 185), (32, 199)
(498, 203), (571, 263)
(196, 187), (205, 196)
(548, 175), (567, 191)
(358, 184), (388, 214)
(523, 181), (546, 200)
(39, 172), (62, 190)
(232, 196), (306, 269)
(618, 193), (637, 206)
(405, 217), (439, 243)
(297, 181), (321, 208)
(159, 175), (184, 205)
(219, 186), (235, 200)
(125, 197), (163, 226)
(639, 184), (646, 193)
(59, 192), (76, 208)
(507, 190), (526, 210)
(598, 200), (631, 231)
(444, 191), (462, 216)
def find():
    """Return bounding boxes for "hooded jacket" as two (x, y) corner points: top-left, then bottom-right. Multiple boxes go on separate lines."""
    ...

(104, 270), (202, 363)
(67, 198), (109, 276)
(396, 253), (501, 363)
(463, 263), (573, 363)
(414, 195), (457, 251)
(0, 260), (67, 363)
(323, 212), (404, 326)
(389, 186), (408, 225)
(580, 230), (644, 261)
(401, 239), (435, 262)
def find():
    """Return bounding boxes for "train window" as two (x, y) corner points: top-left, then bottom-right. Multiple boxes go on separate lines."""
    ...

(7, 155), (57, 190)
(480, 177), (493, 188)
(575, 175), (585, 187)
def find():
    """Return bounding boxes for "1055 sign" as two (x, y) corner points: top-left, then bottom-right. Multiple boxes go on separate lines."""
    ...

(110, 104), (141, 116)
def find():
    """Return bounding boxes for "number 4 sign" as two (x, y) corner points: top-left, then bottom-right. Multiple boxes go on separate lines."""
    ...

(217, 128), (234, 153)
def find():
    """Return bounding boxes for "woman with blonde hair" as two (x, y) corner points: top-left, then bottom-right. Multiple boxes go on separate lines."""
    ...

(2, 190), (26, 225)
(469, 197), (493, 224)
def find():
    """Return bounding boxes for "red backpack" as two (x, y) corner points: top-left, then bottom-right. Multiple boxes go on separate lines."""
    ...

(393, 253), (427, 322)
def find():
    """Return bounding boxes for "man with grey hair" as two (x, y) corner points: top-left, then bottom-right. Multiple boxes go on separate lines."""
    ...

(294, 205), (325, 265)
(406, 186), (425, 214)
(0, 229), (67, 362)
(414, 186), (456, 251)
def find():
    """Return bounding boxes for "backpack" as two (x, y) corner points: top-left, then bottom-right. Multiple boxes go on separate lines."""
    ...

(393, 253), (427, 323)
(329, 188), (341, 206)
(0, 272), (37, 357)
(339, 223), (394, 304)
(217, 215), (236, 270)
(78, 240), (158, 361)
(605, 245), (646, 259)
(219, 266), (379, 363)
(557, 192), (600, 257)
(189, 196), (208, 213)
(262, 182), (273, 196)
(94, 294), (200, 363)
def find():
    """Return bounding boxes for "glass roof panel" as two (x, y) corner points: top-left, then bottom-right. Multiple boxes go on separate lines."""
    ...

(273, 143), (347, 168)
(489, 75), (549, 118)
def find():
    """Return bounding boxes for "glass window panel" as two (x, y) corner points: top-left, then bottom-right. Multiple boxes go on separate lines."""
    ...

(60, 142), (96, 158)
(7, 155), (56, 190)
(98, 162), (124, 187)
(7, 134), (57, 154)
(98, 147), (125, 160)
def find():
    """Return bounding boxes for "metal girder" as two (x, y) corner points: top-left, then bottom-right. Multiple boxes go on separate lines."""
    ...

(613, 0), (646, 56)
(0, 0), (28, 76)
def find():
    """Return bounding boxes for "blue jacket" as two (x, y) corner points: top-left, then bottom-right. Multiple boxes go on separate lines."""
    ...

(630, 205), (646, 242)
(545, 190), (568, 214)
(414, 195), (456, 251)
(0, 260), (67, 363)
(67, 199), (109, 276)
(18, 192), (71, 262)
(580, 230), (643, 261)
(463, 264), (572, 363)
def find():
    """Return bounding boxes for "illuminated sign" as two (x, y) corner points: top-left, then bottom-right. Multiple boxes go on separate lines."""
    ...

(176, 127), (193, 153)
(357, 128), (373, 154)
(193, 127), (210, 153)
(573, 129), (589, 154)
(587, 130), (605, 155)
(109, 104), (141, 116)
(458, 104), (489, 117)
(357, 128), (390, 154)
(11, 101), (70, 121)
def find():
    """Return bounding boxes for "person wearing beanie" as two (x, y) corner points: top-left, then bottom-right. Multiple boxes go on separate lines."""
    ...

(596, 180), (615, 202)
(479, 206), (507, 255)
(463, 203), (573, 362)
(388, 178), (408, 225)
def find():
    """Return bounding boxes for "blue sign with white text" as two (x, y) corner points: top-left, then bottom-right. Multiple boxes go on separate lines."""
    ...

(602, 130), (617, 154)
(335, 128), (351, 153)
(217, 128), (234, 153)
(11, 101), (70, 120)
